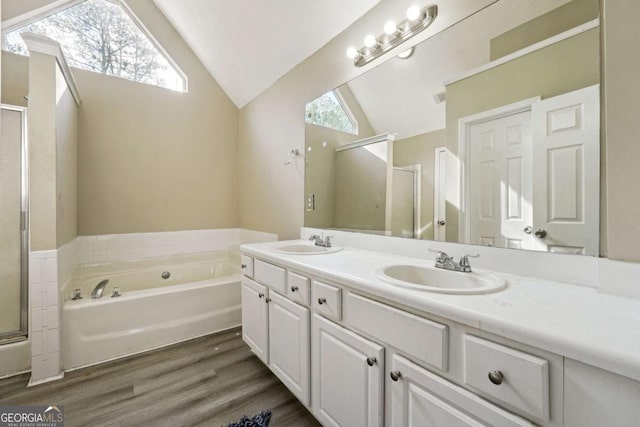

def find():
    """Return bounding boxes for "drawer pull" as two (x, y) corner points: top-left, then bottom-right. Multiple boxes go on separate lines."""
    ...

(241, 264), (247, 269)
(318, 297), (327, 305)
(265, 297), (272, 304)
(366, 357), (377, 367)
(488, 370), (504, 385)
(258, 293), (264, 299)
(390, 371), (402, 382)
(291, 286), (298, 292)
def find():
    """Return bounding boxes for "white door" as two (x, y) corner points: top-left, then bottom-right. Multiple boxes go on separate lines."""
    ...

(434, 147), (447, 241)
(268, 291), (310, 406)
(469, 111), (535, 250)
(311, 313), (384, 427)
(390, 354), (533, 427)
(241, 278), (269, 364)
(531, 85), (599, 255)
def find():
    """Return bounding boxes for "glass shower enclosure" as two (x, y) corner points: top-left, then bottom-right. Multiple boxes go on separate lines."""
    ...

(0, 104), (29, 342)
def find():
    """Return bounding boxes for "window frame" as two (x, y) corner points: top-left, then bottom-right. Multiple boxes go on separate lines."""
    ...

(1, 0), (188, 92)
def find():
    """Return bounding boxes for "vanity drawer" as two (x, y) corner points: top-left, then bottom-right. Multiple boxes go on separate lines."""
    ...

(345, 293), (448, 371)
(240, 255), (254, 278)
(287, 272), (310, 306)
(254, 259), (286, 293)
(464, 335), (549, 422)
(311, 281), (342, 320)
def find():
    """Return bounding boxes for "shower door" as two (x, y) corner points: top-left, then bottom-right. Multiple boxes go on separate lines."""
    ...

(0, 105), (28, 341)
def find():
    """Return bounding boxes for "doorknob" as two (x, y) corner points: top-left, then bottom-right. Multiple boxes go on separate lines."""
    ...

(534, 228), (547, 238)
(523, 226), (532, 234)
(437, 220), (445, 226)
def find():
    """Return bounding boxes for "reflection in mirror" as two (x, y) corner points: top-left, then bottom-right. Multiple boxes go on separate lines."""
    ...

(305, 0), (600, 255)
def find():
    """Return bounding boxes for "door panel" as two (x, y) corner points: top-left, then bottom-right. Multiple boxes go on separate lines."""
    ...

(241, 278), (269, 364)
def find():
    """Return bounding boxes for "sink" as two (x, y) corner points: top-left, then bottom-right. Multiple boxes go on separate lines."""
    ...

(274, 243), (342, 255)
(375, 264), (506, 294)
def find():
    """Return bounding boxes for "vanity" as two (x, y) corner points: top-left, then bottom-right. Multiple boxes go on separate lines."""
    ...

(239, 237), (640, 427)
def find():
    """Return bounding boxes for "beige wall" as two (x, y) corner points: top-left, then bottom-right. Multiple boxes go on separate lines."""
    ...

(394, 129), (446, 240)
(490, 0), (599, 60)
(75, 1), (238, 235)
(1, 0), (52, 22)
(55, 67), (78, 247)
(1, 52), (28, 106)
(602, 0), (640, 262)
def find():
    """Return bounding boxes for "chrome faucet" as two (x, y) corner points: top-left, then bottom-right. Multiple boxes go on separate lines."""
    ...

(91, 279), (110, 299)
(430, 250), (479, 273)
(309, 234), (333, 248)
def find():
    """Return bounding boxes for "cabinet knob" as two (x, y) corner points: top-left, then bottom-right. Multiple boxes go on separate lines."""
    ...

(241, 264), (247, 269)
(265, 297), (271, 304)
(390, 371), (402, 382)
(258, 293), (264, 299)
(291, 286), (298, 292)
(534, 228), (547, 238)
(488, 370), (504, 385)
(366, 357), (377, 366)
(318, 297), (327, 305)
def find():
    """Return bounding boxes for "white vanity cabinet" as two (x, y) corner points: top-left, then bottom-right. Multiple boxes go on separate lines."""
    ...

(311, 313), (384, 427)
(241, 277), (269, 364)
(390, 354), (533, 426)
(241, 254), (566, 426)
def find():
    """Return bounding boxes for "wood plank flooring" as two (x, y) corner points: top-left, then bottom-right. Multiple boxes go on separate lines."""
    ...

(0, 327), (321, 427)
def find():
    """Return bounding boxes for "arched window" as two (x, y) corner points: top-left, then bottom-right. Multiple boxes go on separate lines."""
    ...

(2, 0), (186, 91)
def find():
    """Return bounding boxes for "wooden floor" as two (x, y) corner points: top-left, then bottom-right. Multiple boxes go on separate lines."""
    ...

(0, 327), (320, 427)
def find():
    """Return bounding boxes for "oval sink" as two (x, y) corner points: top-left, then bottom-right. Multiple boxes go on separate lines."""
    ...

(274, 243), (342, 255)
(376, 264), (506, 294)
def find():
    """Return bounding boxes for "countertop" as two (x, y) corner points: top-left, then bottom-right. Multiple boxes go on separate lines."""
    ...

(241, 240), (640, 382)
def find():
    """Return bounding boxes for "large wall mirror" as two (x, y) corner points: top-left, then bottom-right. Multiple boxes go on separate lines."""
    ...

(304, 0), (600, 256)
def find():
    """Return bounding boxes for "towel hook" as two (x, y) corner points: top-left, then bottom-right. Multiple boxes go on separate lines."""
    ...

(284, 148), (304, 165)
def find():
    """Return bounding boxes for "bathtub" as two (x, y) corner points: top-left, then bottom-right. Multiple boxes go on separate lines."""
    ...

(62, 251), (241, 370)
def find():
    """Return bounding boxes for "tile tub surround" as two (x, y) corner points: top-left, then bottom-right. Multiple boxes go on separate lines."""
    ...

(241, 239), (640, 384)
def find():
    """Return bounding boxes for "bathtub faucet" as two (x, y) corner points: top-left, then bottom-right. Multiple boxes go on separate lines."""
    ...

(91, 279), (110, 299)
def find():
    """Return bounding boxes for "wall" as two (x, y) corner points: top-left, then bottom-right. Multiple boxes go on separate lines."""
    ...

(490, 0), (599, 60)
(55, 66), (77, 247)
(393, 129), (446, 240)
(0, 52), (27, 106)
(602, 0), (640, 262)
(76, 0), (238, 235)
(239, 0), (498, 240)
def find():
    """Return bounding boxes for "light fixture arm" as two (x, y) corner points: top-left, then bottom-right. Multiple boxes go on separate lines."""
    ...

(351, 5), (437, 67)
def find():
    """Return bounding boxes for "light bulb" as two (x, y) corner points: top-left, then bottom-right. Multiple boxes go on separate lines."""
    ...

(384, 20), (397, 35)
(406, 5), (423, 21)
(346, 46), (359, 59)
(364, 34), (377, 48)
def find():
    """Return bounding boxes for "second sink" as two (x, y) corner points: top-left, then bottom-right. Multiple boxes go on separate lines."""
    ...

(376, 264), (506, 294)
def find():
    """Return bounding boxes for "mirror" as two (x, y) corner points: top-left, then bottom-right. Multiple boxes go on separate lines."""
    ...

(305, 0), (601, 255)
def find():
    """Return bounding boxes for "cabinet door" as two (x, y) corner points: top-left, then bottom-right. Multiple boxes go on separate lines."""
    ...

(241, 278), (269, 364)
(312, 313), (384, 427)
(268, 291), (310, 406)
(390, 354), (533, 427)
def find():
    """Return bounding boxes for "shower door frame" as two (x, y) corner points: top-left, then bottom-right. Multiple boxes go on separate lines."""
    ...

(0, 104), (29, 342)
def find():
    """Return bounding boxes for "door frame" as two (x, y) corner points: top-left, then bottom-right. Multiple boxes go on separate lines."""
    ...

(433, 147), (447, 241)
(0, 104), (30, 342)
(457, 96), (540, 244)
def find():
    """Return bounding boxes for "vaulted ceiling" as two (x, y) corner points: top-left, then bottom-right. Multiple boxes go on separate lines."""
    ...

(153, 0), (381, 108)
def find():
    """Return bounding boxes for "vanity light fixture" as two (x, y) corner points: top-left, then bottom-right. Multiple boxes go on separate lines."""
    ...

(346, 4), (437, 67)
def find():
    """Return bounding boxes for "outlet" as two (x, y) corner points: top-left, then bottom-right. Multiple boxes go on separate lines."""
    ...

(306, 194), (315, 211)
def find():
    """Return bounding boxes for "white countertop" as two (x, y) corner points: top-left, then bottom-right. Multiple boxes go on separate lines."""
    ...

(241, 240), (640, 382)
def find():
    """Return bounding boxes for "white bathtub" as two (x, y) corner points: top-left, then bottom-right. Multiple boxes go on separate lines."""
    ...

(62, 251), (241, 370)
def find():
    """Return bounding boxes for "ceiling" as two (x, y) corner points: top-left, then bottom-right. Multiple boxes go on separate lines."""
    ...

(153, 0), (381, 108)
(345, 0), (574, 140)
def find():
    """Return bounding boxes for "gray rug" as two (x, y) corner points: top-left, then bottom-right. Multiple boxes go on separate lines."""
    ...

(226, 410), (271, 427)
